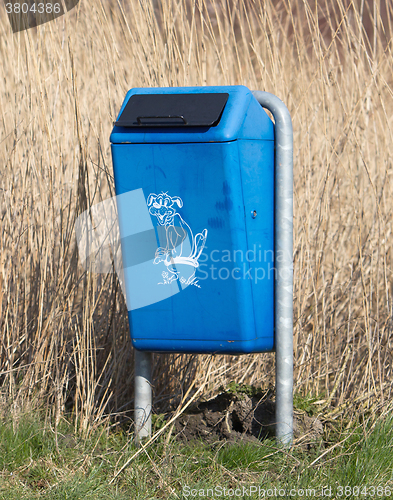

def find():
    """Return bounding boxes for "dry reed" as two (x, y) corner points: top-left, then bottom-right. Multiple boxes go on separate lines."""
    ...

(0, 0), (392, 433)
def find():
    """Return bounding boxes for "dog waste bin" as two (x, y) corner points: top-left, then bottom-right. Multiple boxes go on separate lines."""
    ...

(110, 85), (275, 354)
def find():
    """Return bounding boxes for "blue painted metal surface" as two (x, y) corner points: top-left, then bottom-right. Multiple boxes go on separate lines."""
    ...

(110, 85), (274, 354)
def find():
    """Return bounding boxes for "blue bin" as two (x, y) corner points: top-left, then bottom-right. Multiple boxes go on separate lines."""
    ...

(110, 85), (274, 354)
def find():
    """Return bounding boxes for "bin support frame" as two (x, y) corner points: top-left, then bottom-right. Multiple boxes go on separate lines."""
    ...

(134, 350), (152, 446)
(134, 90), (293, 447)
(252, 91), (293, 447)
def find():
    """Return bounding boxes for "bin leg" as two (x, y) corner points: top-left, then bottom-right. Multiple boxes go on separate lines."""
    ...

(134, 350), (152, 445)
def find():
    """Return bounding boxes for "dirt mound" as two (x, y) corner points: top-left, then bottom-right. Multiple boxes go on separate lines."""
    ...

(171, 390), (323, 447)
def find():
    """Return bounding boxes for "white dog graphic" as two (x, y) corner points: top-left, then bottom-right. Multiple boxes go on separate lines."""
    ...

(147, 192), (208, 286)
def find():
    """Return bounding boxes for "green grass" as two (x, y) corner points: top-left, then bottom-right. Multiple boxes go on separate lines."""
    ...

(0, 405), (392, 499)
(293, 392), (323, 416)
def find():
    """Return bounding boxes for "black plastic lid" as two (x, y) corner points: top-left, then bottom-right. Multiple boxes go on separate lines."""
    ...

(114, 93), (229, 128)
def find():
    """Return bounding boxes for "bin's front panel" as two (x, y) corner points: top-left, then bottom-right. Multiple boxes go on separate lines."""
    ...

(111, 140), (274, 353)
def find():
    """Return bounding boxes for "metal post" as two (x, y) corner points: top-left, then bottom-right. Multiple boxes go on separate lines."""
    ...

(134, 350), (152, 445)
(252, 91), (294, 446)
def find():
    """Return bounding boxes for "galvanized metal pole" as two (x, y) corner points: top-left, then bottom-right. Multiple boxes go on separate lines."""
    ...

(252, 91), (293, 446)
(134, 350), (152, 445)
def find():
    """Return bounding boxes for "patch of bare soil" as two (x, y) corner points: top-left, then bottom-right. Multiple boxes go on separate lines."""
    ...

(170, 391), (323, 448)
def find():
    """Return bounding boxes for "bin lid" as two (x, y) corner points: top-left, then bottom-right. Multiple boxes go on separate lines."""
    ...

(110, 86), (274, 144)
(115, 93), (229, 128)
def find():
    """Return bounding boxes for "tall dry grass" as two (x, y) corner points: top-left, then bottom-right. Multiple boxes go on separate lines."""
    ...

(0, 0), (393, 433)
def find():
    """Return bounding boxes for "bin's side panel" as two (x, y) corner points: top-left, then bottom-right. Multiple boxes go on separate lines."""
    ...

(238, 139), (275, 351)
(111, 142), (259, 353)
